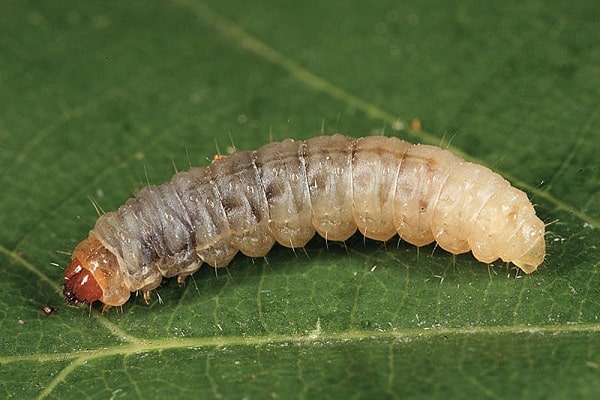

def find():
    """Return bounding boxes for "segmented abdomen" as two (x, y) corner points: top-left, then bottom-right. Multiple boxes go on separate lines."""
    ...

(88, 134), (545, 294)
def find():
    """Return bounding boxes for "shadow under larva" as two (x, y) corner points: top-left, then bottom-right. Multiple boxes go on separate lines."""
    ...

(63, 134), (546, 312)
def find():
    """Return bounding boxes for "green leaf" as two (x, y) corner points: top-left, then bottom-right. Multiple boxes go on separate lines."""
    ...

(1, 1), (598, 398)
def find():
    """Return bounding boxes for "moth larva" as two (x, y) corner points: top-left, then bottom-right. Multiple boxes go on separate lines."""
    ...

(63, 134), (546, 310)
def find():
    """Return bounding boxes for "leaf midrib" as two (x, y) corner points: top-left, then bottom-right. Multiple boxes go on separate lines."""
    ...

(3, 321), (600, 366)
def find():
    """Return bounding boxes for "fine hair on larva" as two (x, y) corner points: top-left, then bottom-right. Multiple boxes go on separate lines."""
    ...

(63, 134), (546, 311)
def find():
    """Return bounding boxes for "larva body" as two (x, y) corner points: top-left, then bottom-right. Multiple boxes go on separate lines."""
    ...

(63, 135), (546, 308)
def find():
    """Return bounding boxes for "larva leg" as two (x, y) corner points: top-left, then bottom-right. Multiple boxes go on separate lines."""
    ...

(177, 274), (189, 286)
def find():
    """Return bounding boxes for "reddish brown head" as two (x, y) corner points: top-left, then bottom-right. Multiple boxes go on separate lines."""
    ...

(63, 237), (130, 307)
(63, 257), (103, 304)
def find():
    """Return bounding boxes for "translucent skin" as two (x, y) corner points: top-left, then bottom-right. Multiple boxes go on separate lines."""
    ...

(63, 134), (546, 308)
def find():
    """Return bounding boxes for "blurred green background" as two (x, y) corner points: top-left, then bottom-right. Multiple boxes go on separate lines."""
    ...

(0, 1), (598, 398)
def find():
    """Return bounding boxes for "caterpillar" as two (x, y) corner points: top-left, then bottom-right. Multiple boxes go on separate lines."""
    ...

(63, 134), (546, 311)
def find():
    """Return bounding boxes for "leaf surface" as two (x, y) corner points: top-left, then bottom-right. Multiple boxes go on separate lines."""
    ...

(0, 1), (598, 398)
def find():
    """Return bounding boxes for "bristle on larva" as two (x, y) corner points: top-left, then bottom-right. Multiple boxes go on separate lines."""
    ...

(63, 134), (546, 310)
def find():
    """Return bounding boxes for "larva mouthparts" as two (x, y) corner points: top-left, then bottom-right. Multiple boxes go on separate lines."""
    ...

(63, 134), (546, 309)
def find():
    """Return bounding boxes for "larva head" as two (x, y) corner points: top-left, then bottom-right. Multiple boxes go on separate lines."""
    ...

(63, 237), (130, 307)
